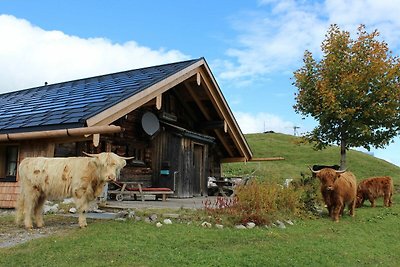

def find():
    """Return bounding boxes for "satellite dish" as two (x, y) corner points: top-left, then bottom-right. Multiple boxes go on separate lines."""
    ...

(141, 112), (160, 136)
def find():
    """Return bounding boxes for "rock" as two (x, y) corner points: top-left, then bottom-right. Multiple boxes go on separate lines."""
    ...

(43, 203), (59, 214)
(128, 211), (135, 218)
(276, 220), (286, 229)
(284, 178), (293, 188)
(163, 219), (172, 225)
(135, 216), (142, 221)
(62, 198), (74, 204)
(149, 214), (158, 222)
(156, 222), (163, 228)
(215, 224), (224, 229)
(69, 207), (77, 214)
(88, 202), (99, 212)
(246, 222), (256, 229)
(235, 225), (247, 229)
(144, 217), (152, 223)
(201, 222), (212, 228)
(116, 211), (129, 218)
(285, 220), (294, 226)
(45, 200), (54, 206)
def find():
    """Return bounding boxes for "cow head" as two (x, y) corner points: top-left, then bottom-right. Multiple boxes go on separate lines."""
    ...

(83, 152), (134, 182)
(310, 167), (346, 191)
(355, 194), (364, 208)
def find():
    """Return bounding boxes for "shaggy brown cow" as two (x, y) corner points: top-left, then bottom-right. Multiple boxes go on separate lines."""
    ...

(356, 176), (393, 208)
(15, 152), (132, 229)
(311, 168), (357, 222)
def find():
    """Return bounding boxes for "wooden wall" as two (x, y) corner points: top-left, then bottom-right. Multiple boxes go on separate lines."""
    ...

(152, 130), (210, 198)
(0, 141), (54, 208)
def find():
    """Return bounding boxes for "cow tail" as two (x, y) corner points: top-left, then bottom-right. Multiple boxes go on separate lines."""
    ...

(15, 192), (25, 225)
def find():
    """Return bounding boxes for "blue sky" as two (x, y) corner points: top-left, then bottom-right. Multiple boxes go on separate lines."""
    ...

(1, 0), (400, 166)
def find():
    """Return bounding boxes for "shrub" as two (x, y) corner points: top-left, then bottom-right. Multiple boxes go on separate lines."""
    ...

(203, 179), (306, 226)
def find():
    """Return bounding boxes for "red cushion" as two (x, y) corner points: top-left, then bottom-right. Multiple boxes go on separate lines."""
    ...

(141, 188), (172, 192)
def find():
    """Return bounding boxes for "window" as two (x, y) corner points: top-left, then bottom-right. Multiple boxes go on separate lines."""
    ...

(0, 145), (19, 182)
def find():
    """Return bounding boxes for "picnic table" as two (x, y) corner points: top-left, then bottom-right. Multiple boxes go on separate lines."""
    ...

(107, 181), (174, 202)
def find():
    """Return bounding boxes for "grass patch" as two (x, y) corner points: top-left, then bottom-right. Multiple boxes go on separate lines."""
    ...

(1, 195), (400, 266)
(1, 133), (400, 266)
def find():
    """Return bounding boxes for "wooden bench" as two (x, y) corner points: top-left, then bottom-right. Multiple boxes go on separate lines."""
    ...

(107, 181), (174, 202)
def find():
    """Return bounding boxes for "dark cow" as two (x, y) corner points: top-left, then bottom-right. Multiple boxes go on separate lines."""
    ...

(311, 167), (357, 222)
(356, 176), (393, 208)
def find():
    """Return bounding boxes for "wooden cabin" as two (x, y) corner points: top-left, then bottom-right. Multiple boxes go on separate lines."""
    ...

(0, 58), (253, 208)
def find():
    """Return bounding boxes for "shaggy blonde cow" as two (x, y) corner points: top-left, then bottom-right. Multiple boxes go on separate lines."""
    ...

(16, 152), (132, 229)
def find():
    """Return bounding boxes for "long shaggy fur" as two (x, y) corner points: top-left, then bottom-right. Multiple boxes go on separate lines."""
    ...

(316, 168), (357, 222)
(15, 152), (127, 229)
(356, 176), (393, 207)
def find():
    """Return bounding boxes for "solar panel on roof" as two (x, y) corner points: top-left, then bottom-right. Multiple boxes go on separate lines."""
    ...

(0, 58), (201, 133)
(19, 110), (47, 116)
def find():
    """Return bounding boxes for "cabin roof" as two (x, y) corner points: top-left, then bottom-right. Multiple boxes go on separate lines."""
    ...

(0, 59), (199, 134)
(0, 58), (253, 161)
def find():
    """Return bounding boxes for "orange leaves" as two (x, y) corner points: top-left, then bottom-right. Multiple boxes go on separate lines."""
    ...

(293, 24), (400, 158)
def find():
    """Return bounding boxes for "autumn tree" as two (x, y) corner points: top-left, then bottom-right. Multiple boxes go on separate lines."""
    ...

(293, 24), (400, 169)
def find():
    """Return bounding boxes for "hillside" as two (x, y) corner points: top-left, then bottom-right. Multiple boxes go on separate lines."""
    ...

(223, 133), (400, 185)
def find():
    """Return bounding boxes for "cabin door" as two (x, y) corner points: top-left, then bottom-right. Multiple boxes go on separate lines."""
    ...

(193, 144), (204, 196)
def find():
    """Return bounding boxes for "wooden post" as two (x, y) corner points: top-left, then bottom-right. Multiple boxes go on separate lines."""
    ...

(156, 94), (162, 110)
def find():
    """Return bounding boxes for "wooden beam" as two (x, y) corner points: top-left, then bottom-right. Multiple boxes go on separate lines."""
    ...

(220, 157), (247, 163)
(249, 157), (285, 162)
(0, 125), (123, 142)
(185, 81), (212, 120)
(93, 134), (100, 147)
(185, 81), (235, 157)
(215, 130), (235, 157)
(156, 94), (162, 110)
(198, 121), (225, 130)
(170, 89), (198, 124)
(196, 72), (201, 86)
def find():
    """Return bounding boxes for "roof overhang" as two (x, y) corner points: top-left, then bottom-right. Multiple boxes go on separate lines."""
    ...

(86, 58), (253, 161)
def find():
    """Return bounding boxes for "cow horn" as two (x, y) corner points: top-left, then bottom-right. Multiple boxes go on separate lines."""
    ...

(82, 151), (98, 157)
(335, 169), (346, 174)
(120, 156), (135, 160)
(308, 166), (320, 174)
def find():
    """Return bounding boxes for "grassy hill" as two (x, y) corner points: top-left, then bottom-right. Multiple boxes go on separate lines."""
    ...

(223, 133), (400, 185)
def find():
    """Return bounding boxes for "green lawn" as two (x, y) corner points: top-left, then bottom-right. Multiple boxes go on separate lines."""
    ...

(1, 133), (399, 266)
(1, 194), (399, 266)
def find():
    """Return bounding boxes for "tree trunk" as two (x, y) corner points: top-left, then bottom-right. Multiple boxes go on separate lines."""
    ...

(340, 138), (346, 170)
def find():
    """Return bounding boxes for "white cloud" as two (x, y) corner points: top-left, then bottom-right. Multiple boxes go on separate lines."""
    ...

(220, 0), (400, 84)
(234, 111), (296, 134)
(0, 15), (189, 93)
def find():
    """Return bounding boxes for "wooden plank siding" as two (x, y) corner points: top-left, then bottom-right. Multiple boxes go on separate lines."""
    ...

(151, 130), (210, 198)
(0, 141), (54, 208)
(0, 182), (19, 208)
